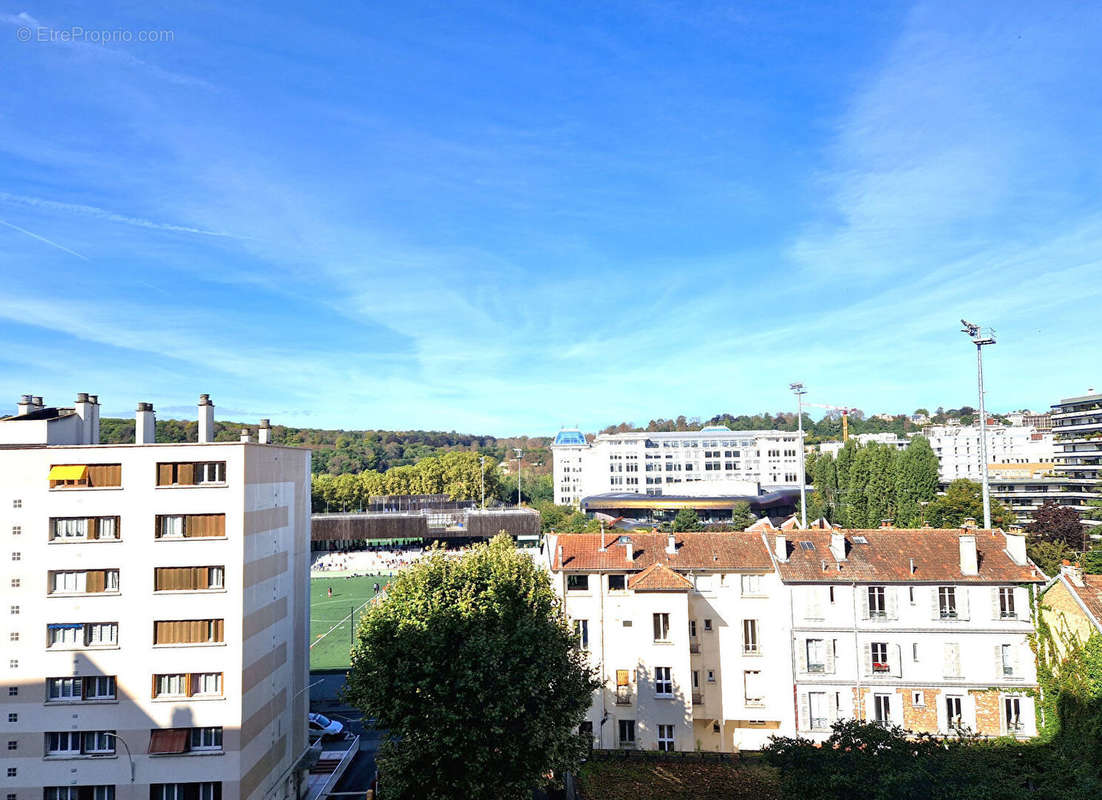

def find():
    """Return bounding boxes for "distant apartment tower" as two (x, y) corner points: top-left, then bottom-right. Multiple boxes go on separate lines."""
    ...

(921, 423), (1054, 483)
(551, 426), (802, 507)
(1, 394), (311, 800)
(818, 432), (911, 458)
(1050, 391), (1102, 529)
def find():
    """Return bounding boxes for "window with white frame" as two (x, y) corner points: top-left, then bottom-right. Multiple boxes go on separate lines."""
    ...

(654, 667), (673, 696)
(574, 619), (589, 651)
(657, 724), (674, 752)
(159, 516), (185, 539)
(742, 619), (759, 654)
(617, 719), (635, 747)
(45, 731), (115, 756)
(155, 674), (188, 698)
(806, 639), (826, 673)
(1001, 644), (1015, 676)
(999, 587), (1016, 619)
(1004, 696), (1023, 732)
(150, 784), (221, 800)
(52, 518), (88, 540)
(191, 673), (223, 697)
(84, 677), (115, 700)
(189, 727), (222, 752)
(47, 678), (81, 701)
(744, 670), (763, 705)
(45, 731), (81, 755)
(808, 691), (828, 730)
(946, 695), (963, 729)
(85, 623), (117, 647)
(46, 624), (83, 648)
(874, 694), (891, 725)
(44, 789), (115, 800)
(871, 642), (890, 673)
(938, 587), (958, 618)
(82, 732), (114, 754)
(195, 462), (227, 484)
(51, 571), (86, 594)
(867, 586), (886, 617)
(741, 574), (762, 595)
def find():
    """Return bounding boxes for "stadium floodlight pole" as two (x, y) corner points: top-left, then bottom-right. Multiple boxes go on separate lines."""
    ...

(480, 455), (486, 510)
(790, 382), (808, 529)
(961, 319), (997, 529)
(514, 448), (524, 507)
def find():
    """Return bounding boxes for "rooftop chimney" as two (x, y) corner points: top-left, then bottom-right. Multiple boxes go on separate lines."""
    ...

(959, 533), (978, 576)
(16, 394), (32, 416)
(623, 537), (634, 563)
(89, 395), (100, 444)
(239, 428), (252, 443)
(258, 418), (271, 445)
(666, 532), (677, 555)
(830, 531), (846, 561)
(136, 403), (155, 445)
(774, 533), (788, 563)
(32, 396), (43, 410)
(880, 518), (894, 529)
(198, 394), (214, 443)
(1063, 563), (1085, 588)
(74, 393), (94, 445)
(962, 517), (977, 530)
(1004, 527), (1027, 567)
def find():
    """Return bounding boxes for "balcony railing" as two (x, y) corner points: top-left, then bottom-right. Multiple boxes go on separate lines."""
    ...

(615, 686), (632, 705)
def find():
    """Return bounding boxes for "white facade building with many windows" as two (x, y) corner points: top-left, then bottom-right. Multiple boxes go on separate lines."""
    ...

(551, 426), (802, 507)
(545, 524), (1043, 752)
(1, 394), (311, 800)
(921, 423), (1054, 483)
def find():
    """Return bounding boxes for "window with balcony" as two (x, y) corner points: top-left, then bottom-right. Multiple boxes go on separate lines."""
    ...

(48, 465), (121, 489)
(153, 619), (224, 645)
(652, 613), (670, 642)
(938, 587), (958, 619)
(155, 515), (225, 540)
(654, 667), (673, 697)
(870, 642), (890, 673)
(154, 567), (225, 592)
(49, 517), (120, 542)
(48, 570), (119, 595)
(46, 623), (117, 649)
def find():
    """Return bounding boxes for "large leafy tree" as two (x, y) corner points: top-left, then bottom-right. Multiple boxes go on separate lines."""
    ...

(894, 437), (940, 527)
(672, 508), (703, 531)
(1027, 539), (1074, 577)
(344, 536), (598, 800)
(924, 479), (1015, 529)
(1026, 500), (1087, 551)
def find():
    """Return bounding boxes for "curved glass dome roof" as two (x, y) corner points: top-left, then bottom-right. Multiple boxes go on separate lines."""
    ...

(699, 424), (732, 432)
(553, 429), (587, 446)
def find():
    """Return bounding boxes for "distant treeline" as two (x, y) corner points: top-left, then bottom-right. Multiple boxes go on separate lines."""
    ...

(97, 417), (551, 477)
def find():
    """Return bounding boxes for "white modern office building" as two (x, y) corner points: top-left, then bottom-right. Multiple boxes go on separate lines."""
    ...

(550, 426), (802, 507)
(819, 433), (911, 458)
(1050, 391), (1102, 529)
(921, 423), (1054, 483)
(1, 393), (312, 800)
(545, 524), (1044, 752)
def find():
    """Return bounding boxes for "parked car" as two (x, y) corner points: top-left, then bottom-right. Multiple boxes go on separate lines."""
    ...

(308, 712), (345, 739)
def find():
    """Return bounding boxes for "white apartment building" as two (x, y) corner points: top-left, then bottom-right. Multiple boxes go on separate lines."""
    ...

(551, 426), (802, 507)
(545, 531), (794, 752)
(546, 525), (1043, 752)
(921, 423), (1054, 483)
(773, 526), (1043, 740)
(819, 433), (911, 458)
(1, 394), (312, 800)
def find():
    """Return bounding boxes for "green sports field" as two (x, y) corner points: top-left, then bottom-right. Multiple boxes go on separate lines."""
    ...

(310, 575), (392, 670)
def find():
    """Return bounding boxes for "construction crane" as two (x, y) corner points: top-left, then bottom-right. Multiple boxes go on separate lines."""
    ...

(805, 402), (859, 442)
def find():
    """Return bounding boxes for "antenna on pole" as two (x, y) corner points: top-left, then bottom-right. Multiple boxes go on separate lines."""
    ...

(960, 319), (997, 528)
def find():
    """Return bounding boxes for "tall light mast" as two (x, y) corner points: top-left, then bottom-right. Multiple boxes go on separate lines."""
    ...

(961, 320), (996, 528)
(790, 382), (808, 529)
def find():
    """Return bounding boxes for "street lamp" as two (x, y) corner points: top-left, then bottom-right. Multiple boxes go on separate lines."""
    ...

(101, 732), (135, 784)
(479, 455), (486, 510)
(513, 448), (523, 506)
(790, 382), (808, 529)
(961, 319), (996, 529)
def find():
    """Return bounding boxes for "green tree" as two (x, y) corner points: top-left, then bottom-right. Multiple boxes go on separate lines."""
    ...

(1079, 546), (1102, 575)
(862, 443), (898, 528)
(344, 536), (597, 799)
(894, 437), (940, 527)
(728, 501), (756, 531)
(1027, 538), (1074, 577)
(672, 508), (702, 531)
(925, 479), (1015, 529)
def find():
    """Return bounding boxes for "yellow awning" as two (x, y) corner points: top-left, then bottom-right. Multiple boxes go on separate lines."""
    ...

(48, 465), (87, 481)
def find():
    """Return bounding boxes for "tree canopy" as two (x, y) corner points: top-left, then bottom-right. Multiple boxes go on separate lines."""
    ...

(924, 479), (1015, 529)
(343, 536), (597, 799)
(1026, 501), (1087, 551)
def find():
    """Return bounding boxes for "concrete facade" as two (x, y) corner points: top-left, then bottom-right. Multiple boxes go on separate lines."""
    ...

(0, 395), (311, 800)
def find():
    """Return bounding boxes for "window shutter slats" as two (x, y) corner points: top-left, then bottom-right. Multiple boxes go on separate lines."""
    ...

(178, 463), (195, 485)
(157, 464), (173, 485)
(86, 570), (105, 593)
(87, 517), (98, 541)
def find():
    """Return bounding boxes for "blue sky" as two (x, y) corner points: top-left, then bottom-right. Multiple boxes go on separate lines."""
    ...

(0, 1), (1099, 435)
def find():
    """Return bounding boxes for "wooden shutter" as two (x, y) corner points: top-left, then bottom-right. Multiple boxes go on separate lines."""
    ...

(157, 464), (173, 485)
(829, 691), (839, 722)
(178, 463), (195, 485)
(886, 588), (899, 620)
(154, 569), (166, 592)
(994, 645), (1004, 677)
(931, 588), (941, 621)
(991, 588), (1001, 621)
(212, 619), (224, 642)
(862, 643), (872, 676)
(798, 693), (810, 730)
(85, 570), (105, 593)
(825, 640), (836, 674)
(213, 514), (225, 537)
(860, 589), (870, 619)
(892, 644), (902, 677)
(797, 640), (808, 673)
(184, 515), (202, 538)
(154, 621), (168, 644)
(152, 674), (159, 698)
(86, 517), (98, 541)
(957, 587), (970, 621)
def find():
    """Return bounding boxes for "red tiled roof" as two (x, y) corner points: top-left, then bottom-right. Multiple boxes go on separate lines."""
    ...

(628, 562), (693, 592)
(1066, 574), (1102, 627)
(551, 532), (773, 572)
(773, 529), (1043, 584)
